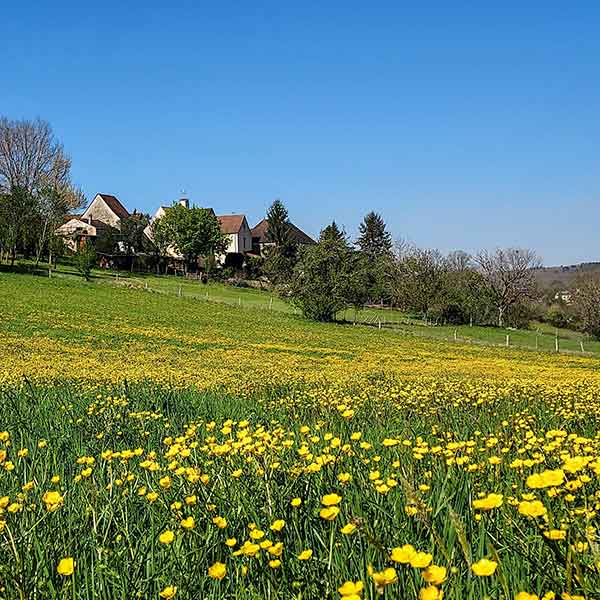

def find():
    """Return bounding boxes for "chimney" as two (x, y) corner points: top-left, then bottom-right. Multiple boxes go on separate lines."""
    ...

(87, 216), (92, 225)
(179, 198), (189, 209)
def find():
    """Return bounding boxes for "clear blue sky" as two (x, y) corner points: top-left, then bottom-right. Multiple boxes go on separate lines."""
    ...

(3, 1), (599, 265)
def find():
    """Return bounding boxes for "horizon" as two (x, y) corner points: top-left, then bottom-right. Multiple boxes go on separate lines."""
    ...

(3, 1), (599, 265)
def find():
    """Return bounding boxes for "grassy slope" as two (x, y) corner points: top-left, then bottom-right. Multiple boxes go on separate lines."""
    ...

(11, 260), (600, 356)
(1, 270), (598, 389)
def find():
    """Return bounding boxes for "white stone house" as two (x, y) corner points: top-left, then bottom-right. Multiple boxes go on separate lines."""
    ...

(217, 214), (252, 262)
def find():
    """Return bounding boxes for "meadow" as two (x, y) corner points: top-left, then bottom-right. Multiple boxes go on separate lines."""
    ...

(1, 272), (600, 599)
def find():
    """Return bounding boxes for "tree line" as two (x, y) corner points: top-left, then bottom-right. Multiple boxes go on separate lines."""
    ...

(265, 202), (600, 338)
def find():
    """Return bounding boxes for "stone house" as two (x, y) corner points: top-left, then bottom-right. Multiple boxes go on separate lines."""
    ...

(55, 193), (129, 251)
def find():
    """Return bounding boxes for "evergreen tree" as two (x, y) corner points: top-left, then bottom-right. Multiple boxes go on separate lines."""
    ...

(289, 222), (367, 322)
(356, 212), (394, 303)
(357, 212), (392, 259)
(263, 199), (298, 284)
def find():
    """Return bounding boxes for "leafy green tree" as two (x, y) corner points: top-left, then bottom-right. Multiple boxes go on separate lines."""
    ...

(74, 243), (96, 281)
(290, 222), (368, 322)
(120, 211), (150, 271)
(356, 211), (394, 304)
(263, 199), (298, 284)
(0, 187), (36, 265)
(151, 203), (227, 274)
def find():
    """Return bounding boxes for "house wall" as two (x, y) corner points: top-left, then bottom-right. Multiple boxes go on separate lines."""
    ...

(238, 220), (252, 253)
(82, 196), (121, 229)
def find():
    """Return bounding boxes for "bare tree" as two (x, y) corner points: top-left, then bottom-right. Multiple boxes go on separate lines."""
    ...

(0, 117), (83, 265)
(572, 276), (600, 337)
(446, 250), (472, 273)
(474, 247), (541, 327)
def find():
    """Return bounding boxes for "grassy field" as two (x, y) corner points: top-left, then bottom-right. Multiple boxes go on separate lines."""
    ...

(1, 271), (600, 599)
(9, 259), (600, 357)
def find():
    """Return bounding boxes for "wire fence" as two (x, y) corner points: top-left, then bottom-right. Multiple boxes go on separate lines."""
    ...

(107, 275), (599, 358)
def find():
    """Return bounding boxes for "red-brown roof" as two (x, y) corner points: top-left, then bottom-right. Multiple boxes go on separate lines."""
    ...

(97, 194), (129, 220)
(251, 218), (315, 245)
(218, 214), (246, 234)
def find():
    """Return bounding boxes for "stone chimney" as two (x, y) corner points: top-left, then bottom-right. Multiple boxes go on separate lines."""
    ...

(179, 198), (189, 209)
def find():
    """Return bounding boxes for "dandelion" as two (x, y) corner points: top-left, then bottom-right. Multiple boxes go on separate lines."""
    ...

(319, 506), (340, 520)
(270, 519), (285, 532)
(340, 523), (357, 535)
(410, 551), (433, 569)
(321, 493), (342, 506)
(159, 530), (174, 545)
(297, 549), (313, 560)
(180, 516), (195, 530)
(391, 544), (417, 564)
(208, 561), (226, 580)
(472, 493), (503, 511)
(57, 557), (75, 576)
(159, 586), (177, 599)
(212, 516), (227, 529)
(422, 565), (447, 585)
(338, 580), (364, 598)
(419, 586), (444, 600)
(471, 558), (498, 576)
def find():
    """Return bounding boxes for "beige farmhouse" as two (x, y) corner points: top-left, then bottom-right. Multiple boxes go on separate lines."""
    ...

(55, 193), (129, 251)
(57, 193), (315, 266)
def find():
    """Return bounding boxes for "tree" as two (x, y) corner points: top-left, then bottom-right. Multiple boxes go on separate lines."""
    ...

(289, 222), (367, 322)
(120, 211), (150, 271)
(151, 203), (227, 274)
(474, 248), (542, 328)
(392, 247), (447, 320)
(441, 260), (494, 326)
(0, 188), (34, 265)
(572, 276), (600, 338)
(33, 186), (85, 267)
(356, 212), (394, 303)
(0, 117), (83, 264)
(263, 199), (298, 284)
(74, 243), (96, 281)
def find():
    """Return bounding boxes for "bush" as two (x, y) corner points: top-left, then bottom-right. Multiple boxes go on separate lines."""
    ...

(74, 244), (96, 281)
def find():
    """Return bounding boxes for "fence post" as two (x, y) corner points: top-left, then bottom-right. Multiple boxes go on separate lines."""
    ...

(48, 267), (52, 278)
(581, 341), (585, 353)
(378, 319), (381, 330)
(506, 334), (510, 347)
(145, 281), (148, 290)
(555, 333), (559, 353)
(206, 291), (209, 302)
(238, 297), (241, 307)
(178, 285), (182, 298)
(454, 329), (458, 342)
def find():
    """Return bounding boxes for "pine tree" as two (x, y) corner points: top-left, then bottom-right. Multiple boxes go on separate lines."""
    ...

(289, 222), (368, 321)
(357, 212), (392, 260)
(356, 212), (394, 303)
(263, 199), (298, 284)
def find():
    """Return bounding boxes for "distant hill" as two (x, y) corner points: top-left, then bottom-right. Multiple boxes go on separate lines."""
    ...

(535, 262), (600, 289)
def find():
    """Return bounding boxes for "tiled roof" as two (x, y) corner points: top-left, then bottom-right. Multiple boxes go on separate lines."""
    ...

(218, 214), (246, 234)
(251, 218), (315, 245)
(97, 194), (129, 220)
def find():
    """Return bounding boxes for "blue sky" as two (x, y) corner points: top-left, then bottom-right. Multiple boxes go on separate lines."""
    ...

(3, 1), (599, 265)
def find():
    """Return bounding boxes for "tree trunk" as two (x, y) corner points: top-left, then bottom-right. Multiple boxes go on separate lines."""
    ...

(498, 306), (505, 328)
(35, 219), (49, 268)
